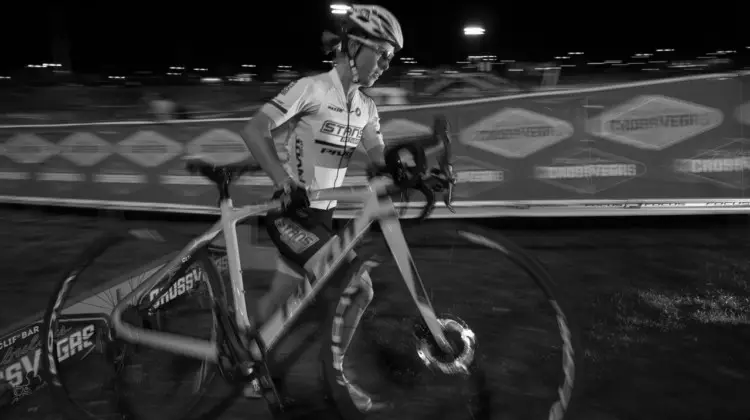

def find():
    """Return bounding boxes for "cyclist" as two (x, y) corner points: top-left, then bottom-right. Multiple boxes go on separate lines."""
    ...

(240, 4), (403, 412)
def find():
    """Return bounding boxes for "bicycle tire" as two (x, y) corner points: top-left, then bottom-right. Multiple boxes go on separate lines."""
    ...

(40, 228), (222, 420)
(319, 221), (583, 420)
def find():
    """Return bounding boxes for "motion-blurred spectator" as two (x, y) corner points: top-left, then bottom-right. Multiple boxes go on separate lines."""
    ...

(143, 92), (189, 121)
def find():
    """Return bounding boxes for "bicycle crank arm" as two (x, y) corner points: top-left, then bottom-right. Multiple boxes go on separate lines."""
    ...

(254, 359), (286, 414)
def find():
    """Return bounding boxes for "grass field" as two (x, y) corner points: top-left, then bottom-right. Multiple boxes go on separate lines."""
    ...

(1, 205), (750, 420)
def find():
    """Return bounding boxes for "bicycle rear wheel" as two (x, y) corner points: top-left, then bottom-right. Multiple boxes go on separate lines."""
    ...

(40, 228), (223, 420)
(321, 221), (582, 420)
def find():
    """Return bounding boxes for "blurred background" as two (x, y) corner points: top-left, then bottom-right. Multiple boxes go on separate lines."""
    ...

(0, 1), (745, 124)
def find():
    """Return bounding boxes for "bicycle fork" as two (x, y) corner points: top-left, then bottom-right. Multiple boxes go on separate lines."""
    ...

(378, 217), (454, 355)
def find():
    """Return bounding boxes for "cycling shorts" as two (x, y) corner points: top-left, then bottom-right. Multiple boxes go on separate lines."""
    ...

(265, 208), (334, 278)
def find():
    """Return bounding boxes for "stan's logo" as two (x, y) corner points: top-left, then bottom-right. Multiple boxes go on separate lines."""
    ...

(320, 121), (363, 143)
(274, 218), (319, 254)
(534, 148), (646, 194)
(459, 108), (574, 158)
(328, 105), (345, 113)
(589, 95), (723, 150)
(673, 138), (750, 190)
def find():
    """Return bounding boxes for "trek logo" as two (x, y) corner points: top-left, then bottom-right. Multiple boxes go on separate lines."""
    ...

(275, 218), (320, 253)
(295, 138), (304, 179)
(328, 105), (345, 113)
(311, 221), (359, 281)
(147, 266), (202, 309)
(320, 121), (363, 142)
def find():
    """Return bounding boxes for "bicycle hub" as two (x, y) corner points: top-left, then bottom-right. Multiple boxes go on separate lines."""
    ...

(416, 317), (476, 375)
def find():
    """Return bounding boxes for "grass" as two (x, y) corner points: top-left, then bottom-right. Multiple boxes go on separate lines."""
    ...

(513, 223), (750, 420)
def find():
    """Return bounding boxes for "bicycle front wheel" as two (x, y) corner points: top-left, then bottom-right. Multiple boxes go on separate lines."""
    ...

(322, 221), (582, 420)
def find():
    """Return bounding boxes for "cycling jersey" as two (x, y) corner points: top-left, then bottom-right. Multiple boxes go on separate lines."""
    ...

(260, 68), (383, 210)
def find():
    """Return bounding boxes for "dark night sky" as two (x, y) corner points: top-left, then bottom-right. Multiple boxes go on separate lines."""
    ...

(1, 1), (746, 73)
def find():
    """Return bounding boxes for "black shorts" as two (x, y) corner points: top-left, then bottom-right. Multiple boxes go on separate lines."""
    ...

(265, 208), (334, 272)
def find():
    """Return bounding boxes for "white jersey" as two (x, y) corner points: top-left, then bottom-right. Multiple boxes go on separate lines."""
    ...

(260, 68), (383, 210)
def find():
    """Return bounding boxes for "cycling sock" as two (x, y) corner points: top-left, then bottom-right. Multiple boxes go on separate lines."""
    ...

(331, 267), (374, 372)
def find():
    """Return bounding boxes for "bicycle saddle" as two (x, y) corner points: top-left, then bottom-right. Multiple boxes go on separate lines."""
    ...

(183, 155), (262, 186)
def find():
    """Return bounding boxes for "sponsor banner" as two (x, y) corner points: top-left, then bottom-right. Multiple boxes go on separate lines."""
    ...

(0, 250), (230, 407)
(672, 138), (750, 190)
(533, 148), (647, 195)
(0, 316), (109, 406)
(0, 73), (749, 213)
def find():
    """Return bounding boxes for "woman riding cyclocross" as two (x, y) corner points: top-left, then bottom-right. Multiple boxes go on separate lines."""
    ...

(240, 4), (404, 412)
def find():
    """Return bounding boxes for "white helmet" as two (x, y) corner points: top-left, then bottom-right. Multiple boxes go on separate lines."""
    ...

(344, 4), (404, 51)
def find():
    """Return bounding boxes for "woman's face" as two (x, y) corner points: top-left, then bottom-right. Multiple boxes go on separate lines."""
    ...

(354, 40), (395, 87)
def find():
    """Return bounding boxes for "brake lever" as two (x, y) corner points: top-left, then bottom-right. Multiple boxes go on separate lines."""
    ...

(428, 167), (456, 214)
(443, 165), (456, 214)
(432, 115), (456, 214)
(416, 181), (437, 222)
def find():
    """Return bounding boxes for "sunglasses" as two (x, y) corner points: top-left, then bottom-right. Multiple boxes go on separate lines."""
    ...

(361, 39), (395, 63)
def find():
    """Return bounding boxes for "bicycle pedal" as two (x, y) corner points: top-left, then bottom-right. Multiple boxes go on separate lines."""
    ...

(242, 379), (263, 399)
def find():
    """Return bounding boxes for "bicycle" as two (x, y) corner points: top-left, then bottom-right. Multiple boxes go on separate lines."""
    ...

(40, 115), (581, 420)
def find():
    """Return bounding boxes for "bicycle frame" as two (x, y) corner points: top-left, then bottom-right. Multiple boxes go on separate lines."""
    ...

(110, 175), (451, 366)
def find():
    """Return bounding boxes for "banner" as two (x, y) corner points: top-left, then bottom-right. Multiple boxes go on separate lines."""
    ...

(0, 316), (110, 408)
(0, 248), (232, 408)
(1, 72), (750, 216)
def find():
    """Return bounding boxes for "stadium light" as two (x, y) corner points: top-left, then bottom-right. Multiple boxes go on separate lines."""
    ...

(331, 3), (351, 14)
(463, 25), (485, 36)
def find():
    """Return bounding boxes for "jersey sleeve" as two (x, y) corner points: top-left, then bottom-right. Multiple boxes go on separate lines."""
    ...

(361, 98), (385, 151)
(260, 78), (319, 128)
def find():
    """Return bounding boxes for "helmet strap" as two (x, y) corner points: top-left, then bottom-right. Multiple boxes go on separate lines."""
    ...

(347, 51), (361, 84)
(338, 28), (363, 84)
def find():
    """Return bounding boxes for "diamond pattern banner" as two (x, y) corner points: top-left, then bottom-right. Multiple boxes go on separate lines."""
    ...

(0, 72), (748, 213)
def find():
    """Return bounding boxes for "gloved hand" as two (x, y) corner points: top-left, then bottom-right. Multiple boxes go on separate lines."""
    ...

(272, 177), (310, 216)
